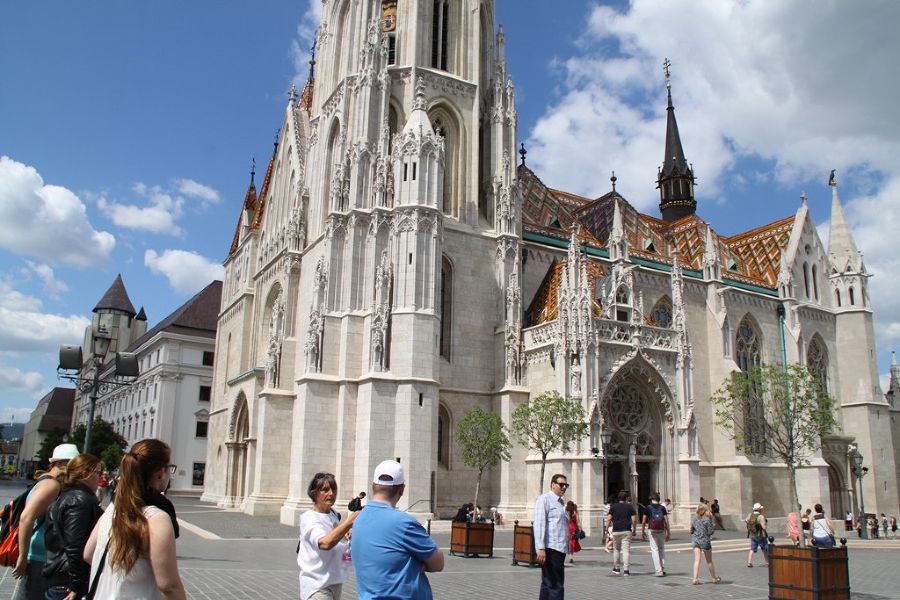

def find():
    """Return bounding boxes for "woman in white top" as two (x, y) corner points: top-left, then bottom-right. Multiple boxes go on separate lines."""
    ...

(811, 502), (835, 548)
(298, 472), (358, 600)
(83, 439), (185, 599)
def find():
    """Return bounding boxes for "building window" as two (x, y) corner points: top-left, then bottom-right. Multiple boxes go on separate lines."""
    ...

(849, 286), (855, 306)
(195, 420), (208, 438)
(807, 336), (828, 393)
(431, 0), (449, 71)
(192, 462), (206, 486)
(202, 351), (215, 366)
(835, 289), (841, 307)
(199, 386), (211, 402)
(387, 33), (397, 65)
(437, 404), (450, 468)
(440, 257), (452, 360)
(811, 265), (819, 301)
(736, 318), (766, 455)
(650, 297), (673, 328)
(803, 263), (810, 299)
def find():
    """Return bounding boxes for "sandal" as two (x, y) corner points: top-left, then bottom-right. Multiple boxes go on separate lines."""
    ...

(714, 577), (722, 584)
(692, 580), (702, 585)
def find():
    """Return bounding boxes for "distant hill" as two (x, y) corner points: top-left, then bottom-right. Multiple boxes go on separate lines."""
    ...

(0, 423), (25, 440)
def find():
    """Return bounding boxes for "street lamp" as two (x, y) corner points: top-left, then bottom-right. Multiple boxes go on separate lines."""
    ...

(58, 322), (138, 455)
(599, 423), (613, 500)
(851, 451), (869, 539)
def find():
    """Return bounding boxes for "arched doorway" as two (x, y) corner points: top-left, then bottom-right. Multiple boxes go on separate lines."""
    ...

(827, 462), (847, 518)
(603, 379), (664, 505)
(224, 393), (251, 508)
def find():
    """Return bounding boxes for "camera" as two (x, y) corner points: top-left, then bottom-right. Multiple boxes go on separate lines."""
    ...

(348, 491), (366, 512)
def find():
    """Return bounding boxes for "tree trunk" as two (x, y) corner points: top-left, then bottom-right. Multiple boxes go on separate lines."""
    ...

(540, 453), (548, 494)
(474, 469), (483, 513)
(788, 465), (805, 547)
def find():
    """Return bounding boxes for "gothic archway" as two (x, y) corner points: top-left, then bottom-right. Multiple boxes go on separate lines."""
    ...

(224, 393), (251, 508)
(600, 356), (676, 507)
(827, 461), (848, 518)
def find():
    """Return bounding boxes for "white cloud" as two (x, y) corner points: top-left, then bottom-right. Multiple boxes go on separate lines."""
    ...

(176, 178), (221, 204)
(24, 262), (68, 299)
(291, 1), (324, 86)
(144, 249), (224, 295)
(525, 0), (900, 358)
(0, 364), (44, 396)
(97, 183), (184, 235)
(7, 406), (36, 423)
(0, 280), (89, 353)
(0, 156), (115, 268)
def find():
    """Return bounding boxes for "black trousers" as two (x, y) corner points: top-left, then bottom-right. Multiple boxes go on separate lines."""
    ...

(539, 548), (566, 600)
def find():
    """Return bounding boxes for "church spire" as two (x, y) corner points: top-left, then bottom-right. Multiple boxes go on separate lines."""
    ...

(657, 58), (697, 222)
(827, 171), (863, 273)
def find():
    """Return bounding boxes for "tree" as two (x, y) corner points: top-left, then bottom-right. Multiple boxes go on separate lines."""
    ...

(100, 445), (124, 472)
(711, 363), (836, 523)
(455, 406), (511, 511)
(511, 391), (589, 491)
(36, 428), (68, 466)
(69, 418), (128, 461)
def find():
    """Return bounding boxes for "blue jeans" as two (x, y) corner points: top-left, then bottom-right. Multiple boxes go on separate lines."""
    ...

(44, 586), (69, 600)
(539, 548), (566, 600)
(813, 535), (835, 548)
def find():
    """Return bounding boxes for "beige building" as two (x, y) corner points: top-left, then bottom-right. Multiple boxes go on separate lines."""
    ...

(203, 0), (900, 529)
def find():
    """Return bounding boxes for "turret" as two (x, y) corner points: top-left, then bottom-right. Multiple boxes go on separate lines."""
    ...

(657, 59), (697, 222)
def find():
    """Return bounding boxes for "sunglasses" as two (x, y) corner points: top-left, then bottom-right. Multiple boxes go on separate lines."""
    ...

(167, 464), (177, 475)
(555, 482), (570, 489)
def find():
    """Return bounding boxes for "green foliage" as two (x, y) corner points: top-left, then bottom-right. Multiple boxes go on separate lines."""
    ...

(455, 407), (511, 509)
(36, 428), (68, 466)
(70, 418), (128, 460)
(711, 363), (836, 513)
(511, 391), (588, 490)
(100, 445), (124, 472)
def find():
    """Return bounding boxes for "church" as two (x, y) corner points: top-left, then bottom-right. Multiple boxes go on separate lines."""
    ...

(202, 0), (900, 530)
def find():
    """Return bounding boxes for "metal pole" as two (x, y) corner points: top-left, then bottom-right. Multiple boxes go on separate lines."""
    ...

(777, 305), (788, 370)
(858, 469), (868, 539)
(84, 358), (100, 455)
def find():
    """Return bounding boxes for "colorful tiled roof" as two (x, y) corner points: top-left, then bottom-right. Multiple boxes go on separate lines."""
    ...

(724, 215), (795, 287)
(229, 174), (258, 255)
(524, 259), (605, 327)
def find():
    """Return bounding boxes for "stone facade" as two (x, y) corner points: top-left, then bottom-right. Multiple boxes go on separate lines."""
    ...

(203, 0), (900, 529)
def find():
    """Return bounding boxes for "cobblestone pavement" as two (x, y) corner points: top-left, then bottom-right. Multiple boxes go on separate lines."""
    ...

(1, 481), (898, 599)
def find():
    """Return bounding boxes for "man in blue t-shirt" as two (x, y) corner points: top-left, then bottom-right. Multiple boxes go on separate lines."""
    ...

(352, 460), (444, 599)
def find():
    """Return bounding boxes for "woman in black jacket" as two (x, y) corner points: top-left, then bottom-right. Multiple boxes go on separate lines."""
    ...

(42, 453), (103, 600)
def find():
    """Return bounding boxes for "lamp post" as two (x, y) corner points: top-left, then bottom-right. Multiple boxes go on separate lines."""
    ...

(851, 451), (869, 539)
(83, 325), (112, 455)
(599, 423), (613, 503)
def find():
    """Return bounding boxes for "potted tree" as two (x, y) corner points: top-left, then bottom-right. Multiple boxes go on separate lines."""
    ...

(450, 406), (510, 558)
(510, 391), (588, 567)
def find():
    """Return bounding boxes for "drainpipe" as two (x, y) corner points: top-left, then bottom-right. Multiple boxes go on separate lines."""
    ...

(776, 304), (788, 370)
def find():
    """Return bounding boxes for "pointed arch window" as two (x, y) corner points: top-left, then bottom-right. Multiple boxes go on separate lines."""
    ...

(835, 289), (841, 307)
(440, 256), (452, 359)
(849, 286), (855, 306)
(807, 336), (828, 394)
(650, 297), (673, 328)
(802, 262), (810, 299)
(811, 265), (819, 301)
(736, 318), (766, 455)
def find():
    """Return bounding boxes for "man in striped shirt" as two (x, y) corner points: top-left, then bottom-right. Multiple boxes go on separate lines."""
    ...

(533, 473), (570, 600)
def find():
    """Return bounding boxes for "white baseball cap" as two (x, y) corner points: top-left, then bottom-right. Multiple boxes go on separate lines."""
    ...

(372, 460), (405, 486)
(753, 502), (764, 511)
(49, 443), (80, 464)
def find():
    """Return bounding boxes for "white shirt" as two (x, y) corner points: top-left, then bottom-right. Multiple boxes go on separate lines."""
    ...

(297, 509), (349, 600)
(89, 506), (165, 600)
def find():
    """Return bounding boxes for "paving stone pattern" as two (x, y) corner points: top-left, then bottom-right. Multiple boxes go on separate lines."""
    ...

(0, 482), (898, 599)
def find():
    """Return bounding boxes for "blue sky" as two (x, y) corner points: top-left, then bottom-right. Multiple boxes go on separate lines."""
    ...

(2, 1), (899, 422)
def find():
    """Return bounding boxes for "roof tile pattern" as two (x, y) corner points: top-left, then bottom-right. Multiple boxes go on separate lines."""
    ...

(93, 274), (137, 316)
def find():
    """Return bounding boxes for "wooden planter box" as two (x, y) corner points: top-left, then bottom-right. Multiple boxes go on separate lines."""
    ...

(449, 521), (494, 558)
(768, 544), (850, 599)
(511, 521), (539, 567)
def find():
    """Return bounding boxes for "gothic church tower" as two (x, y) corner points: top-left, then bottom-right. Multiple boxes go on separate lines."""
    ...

(205, 0), (522, 523)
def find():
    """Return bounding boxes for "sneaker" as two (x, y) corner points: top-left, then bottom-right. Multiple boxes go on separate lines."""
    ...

(655, 572), (665, 577)
(611, 567), (621, 574)
(623, 570), (631, 576)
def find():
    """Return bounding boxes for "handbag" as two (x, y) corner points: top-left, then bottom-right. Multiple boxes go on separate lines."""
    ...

(575, 529), (586, 540)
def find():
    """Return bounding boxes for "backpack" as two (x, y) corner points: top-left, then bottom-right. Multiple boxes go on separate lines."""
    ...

(746, 512), (763, 537)
(0, 476), (52, 567)
(647, 504), (666, 530)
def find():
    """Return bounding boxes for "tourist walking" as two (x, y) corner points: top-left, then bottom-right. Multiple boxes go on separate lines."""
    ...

(711, 499), (724, 530)
(882, 514), (889, 539)
(607, 490), (636, 576)
(297, 472), (358, 600)
(565, 501), (581, 564)
(83, 439), (186, 599)
(890, 516), (897, 539)
(532, 474), (569, 599)
(641, 493), (670, 577)
(786, 512), (800, 546)
(811, 503), (835, 548)
(12, 443), (78, 600)
(42, 454), (104, 600)
(351, 460), (443, 600)
(691, 503), (720, 584)
(746, 503), (768, 567)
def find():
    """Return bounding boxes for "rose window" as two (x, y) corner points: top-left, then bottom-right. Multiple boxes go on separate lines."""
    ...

(610, 384), (649, 433)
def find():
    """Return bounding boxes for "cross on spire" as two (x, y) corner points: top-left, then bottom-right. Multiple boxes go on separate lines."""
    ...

(663, 58), (672, 89)
(519, 143), (527, 166)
